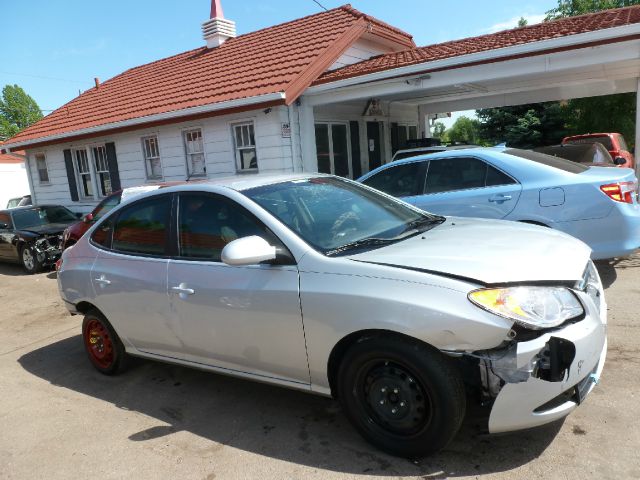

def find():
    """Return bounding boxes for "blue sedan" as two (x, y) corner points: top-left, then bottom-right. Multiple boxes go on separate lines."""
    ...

(358, 148), (640, 260)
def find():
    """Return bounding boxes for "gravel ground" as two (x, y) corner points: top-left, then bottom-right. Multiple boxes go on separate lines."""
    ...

(0, 256), (639, 480)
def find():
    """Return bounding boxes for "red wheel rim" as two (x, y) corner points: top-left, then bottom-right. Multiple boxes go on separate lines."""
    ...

(84, 319), (115, 369)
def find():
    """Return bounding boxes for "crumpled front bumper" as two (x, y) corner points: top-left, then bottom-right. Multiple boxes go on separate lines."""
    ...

(487, 288), (607, 433)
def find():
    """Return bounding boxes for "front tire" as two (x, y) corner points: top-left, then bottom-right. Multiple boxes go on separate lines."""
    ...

(20, 244), (42, 274)
(82, 310), (128, 375)
(337, 335), (466, 458)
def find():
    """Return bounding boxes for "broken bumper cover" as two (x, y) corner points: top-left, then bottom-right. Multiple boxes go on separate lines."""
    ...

(487, 290), (607, 433)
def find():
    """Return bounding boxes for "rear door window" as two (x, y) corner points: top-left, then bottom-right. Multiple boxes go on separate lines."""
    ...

(362, 161), (427, 197)
(111, 196), (171, 256)
(425, 157), (516, 194)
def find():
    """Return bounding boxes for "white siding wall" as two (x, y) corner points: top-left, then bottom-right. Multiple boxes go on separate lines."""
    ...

(25, 107), (295, 212)
(329, 38), (391, 71)
(0, 161), (30, 208)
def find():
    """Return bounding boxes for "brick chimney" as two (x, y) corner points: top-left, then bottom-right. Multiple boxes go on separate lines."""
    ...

(202, 0), (236, 48)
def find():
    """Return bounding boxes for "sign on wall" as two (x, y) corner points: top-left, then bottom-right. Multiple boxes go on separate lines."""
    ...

(281, 123), (291, 138)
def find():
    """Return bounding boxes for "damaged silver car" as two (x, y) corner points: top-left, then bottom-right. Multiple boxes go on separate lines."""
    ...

(57, 175), (606, 457)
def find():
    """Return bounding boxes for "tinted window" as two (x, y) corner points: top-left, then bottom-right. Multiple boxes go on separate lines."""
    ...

(91, 217), (114, 248)
(363, 162), (426, 197)
(486, 165), (517, 186)
(112, 196), (171, 256)
(93, 194), (121, 222)
(425, 157), (487, 194)
(504, 149), (589, 173)
(178, 194), (267, 261)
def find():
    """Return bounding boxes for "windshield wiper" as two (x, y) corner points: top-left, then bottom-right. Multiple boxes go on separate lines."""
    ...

(402, 215), (446, 234)
(326, 237), (398, 257)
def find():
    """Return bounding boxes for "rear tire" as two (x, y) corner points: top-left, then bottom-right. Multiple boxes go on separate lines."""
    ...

(336, 335), (466, 458)
(82, 310), (128, 375)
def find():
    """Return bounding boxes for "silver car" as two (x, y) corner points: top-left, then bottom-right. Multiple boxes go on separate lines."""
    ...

(57, 174), (607, 457)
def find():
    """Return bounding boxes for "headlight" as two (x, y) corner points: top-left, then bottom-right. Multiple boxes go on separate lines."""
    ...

(468, 287), (584, 330)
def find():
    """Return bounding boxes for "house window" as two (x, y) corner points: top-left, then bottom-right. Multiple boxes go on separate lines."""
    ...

(73, 149), (93, 198)
(183, 129), (206, 176)
(92, 145), (112, 197)
(35, 153), (49, 184)
(232, 122), (258, 172)
(391, 123), (419, 154)
(142, 136), (162, 179)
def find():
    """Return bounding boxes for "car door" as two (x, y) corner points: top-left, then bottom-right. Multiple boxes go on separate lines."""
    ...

(90, 194), (181, 358)
(407, 156), (522, 218)
(167, 192), (309, 386)
(0, 212), (15, 260)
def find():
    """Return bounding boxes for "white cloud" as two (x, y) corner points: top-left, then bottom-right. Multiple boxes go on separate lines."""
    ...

(483, 13), (546, 34)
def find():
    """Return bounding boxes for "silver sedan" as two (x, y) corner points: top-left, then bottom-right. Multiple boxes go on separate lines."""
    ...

(57, 174), (607, 457)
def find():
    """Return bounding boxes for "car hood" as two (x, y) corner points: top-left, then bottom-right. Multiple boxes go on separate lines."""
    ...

(17, 223), (73, 236)
(349, 217), (591, 285)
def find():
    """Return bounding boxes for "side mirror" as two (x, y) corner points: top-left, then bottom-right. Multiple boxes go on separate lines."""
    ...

(614, 157), (627, 166)
(221, 236), (277, 266)
(82, 213), (94, 223)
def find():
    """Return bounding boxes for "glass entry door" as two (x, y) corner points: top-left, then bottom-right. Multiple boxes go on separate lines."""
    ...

(315, 122), (352, 178)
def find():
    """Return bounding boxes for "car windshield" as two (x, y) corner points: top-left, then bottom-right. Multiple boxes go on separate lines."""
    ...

(93, 194), (121, 222)
(12, 206), (77, 230)
(565, 136), (614, 151)
(244, 177), (443, 256)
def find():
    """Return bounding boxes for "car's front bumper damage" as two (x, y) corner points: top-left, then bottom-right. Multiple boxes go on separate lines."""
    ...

(33, 234), (63, 266)
(461, 283), (607, 433)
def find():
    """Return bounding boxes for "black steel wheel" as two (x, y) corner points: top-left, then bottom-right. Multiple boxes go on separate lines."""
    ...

(337, 334), (466, 457)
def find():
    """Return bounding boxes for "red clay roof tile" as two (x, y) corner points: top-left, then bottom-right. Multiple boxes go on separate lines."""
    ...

(316, 5), (640, 85)
(9, 5), (413, 148)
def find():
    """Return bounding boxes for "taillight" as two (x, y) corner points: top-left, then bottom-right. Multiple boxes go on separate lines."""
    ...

(600, 181), (637, 204)
(55, 258), (63, 271)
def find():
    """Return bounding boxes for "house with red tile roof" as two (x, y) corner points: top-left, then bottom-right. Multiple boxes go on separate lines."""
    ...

(2, 2), (639, 211)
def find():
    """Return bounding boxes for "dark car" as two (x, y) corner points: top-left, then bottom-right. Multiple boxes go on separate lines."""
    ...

(534, 143), (618, 167)
(0, 205), (80, 273)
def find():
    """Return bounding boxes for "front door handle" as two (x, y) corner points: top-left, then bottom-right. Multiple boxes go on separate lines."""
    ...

(488, 194), (512, 203)
(94, 275), (111, 286)
(171, 283), (195, 297)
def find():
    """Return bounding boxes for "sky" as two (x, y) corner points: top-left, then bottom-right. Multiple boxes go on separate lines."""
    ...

(1, 0), (559, 127)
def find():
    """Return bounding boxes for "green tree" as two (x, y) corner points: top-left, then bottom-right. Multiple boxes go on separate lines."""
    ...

(476, 103), (568, 148)
(0, 85), (43, 140)
(445, 116), (482, 145)
(432, 121), (447, 139)
(545, 0), (640, 20)
(517, 17), (528, 27)
(544, 0), (640, 148)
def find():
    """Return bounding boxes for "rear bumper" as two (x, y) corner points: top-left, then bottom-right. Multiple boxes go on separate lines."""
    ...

(554, 204), (640, 260)
(487, 289), (607, 433)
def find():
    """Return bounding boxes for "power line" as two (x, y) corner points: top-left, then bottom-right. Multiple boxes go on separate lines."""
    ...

(0, 71), (87, 85)
(311, 0), (328, 11)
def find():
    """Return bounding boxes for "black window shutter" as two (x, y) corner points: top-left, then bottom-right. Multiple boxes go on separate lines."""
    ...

(349, 121), (362, 179)
(63, 149), (79, 202)
(105, 142), (122, 192)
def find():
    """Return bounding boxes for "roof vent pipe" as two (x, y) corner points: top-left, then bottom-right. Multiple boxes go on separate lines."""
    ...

(202, 0), (236, 48)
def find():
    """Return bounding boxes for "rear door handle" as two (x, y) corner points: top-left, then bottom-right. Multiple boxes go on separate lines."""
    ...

(94, 275), (111, 286)
(171, 283), (195, 297)
(488, 194), (512, 203)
